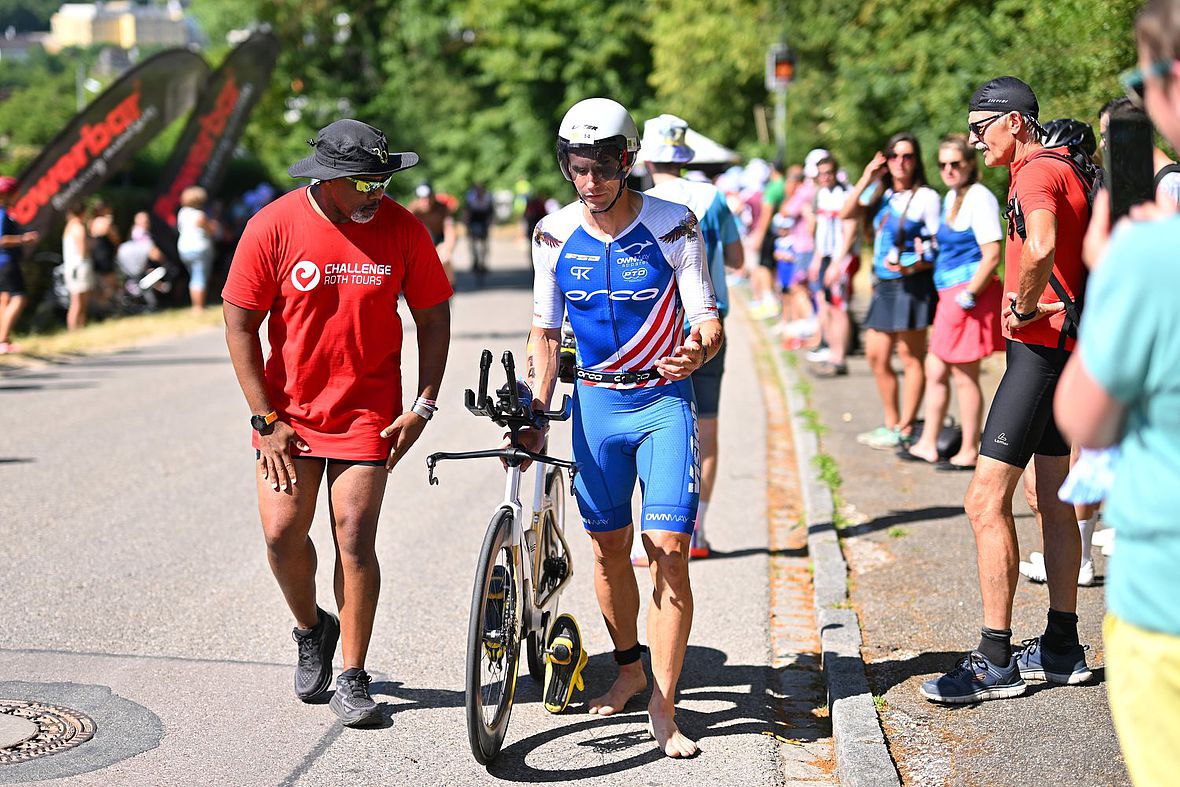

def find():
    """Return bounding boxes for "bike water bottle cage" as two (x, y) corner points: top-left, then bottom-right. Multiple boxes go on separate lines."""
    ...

(614, 643), (648, 665)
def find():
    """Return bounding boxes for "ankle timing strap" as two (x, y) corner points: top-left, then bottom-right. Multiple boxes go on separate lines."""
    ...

(614, 644), (648, 665)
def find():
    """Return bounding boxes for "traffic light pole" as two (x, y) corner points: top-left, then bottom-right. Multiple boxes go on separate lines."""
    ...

(775, 86), (787, 165)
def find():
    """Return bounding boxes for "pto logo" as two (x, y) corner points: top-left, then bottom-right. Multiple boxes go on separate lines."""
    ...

(291, 260), (321, 291)
(621, 268), (647, 282)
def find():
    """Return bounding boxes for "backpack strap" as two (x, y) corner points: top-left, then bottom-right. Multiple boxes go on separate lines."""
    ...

(1047, 271), (1083, 349)
(1153, 162), (1180, 190)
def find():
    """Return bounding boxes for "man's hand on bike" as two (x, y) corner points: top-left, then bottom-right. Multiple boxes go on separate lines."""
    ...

(501, 424), (547, 473)
(258, 421), (310, 492)
(382, 411), (428, 472)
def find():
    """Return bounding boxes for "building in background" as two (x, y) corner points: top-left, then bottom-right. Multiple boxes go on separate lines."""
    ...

(47, 2), (188, 53)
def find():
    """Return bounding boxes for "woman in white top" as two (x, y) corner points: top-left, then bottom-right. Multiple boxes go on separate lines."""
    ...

(177, 185), (216, 313)
(901, 134), (1002, 469)
(62, 201), (93, 331)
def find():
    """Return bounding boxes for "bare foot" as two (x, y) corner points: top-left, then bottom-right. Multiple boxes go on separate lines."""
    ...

(902, 441), (939, 463)
(588, 663), (647, 716)
(648, 697), (697, 758)
(946, 451), (978, 468)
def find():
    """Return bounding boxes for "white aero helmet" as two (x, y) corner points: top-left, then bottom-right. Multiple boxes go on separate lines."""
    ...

(556, 97), (640, 183)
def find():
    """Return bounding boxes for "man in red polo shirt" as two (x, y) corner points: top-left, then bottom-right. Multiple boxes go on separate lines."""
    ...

(922, 77), (1092, 704)
(223, 119), (452, 726)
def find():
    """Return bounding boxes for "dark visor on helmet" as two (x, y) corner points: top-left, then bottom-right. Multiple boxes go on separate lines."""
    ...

(557, 138), (631, 182)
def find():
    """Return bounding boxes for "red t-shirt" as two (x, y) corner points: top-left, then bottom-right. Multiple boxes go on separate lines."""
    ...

(222, 188), (453, 460)
(1003, 146), (1090, 350)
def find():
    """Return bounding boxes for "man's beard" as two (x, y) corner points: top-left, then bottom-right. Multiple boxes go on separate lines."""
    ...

(351, 205), (378, 223)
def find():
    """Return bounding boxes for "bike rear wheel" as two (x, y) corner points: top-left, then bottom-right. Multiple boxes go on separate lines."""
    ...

(526, 466), (568, 681)
(466, 507), (520, 764)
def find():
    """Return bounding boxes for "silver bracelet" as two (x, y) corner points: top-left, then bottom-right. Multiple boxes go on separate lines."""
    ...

(411, 402), (435, 421)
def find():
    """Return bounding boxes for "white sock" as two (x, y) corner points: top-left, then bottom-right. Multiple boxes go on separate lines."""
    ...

(1078, 518), (1095, 560)
(694, 501), (710, 544)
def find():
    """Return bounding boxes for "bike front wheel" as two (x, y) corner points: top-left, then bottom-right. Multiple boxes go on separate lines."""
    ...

(466, 506), (520, 764)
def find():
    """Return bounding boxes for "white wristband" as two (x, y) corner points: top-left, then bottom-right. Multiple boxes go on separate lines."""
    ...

(411, 403), (435, 421)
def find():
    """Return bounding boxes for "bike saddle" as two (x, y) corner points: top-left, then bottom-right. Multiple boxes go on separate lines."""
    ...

(543, 613), (588, 713)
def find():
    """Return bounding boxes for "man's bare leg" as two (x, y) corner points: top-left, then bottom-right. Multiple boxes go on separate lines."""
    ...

(643, 529), (696, 757)
(326, 463), (388, 669)
(964, 456), (1025, 630)
(588, 527), (648, 714)
(257, 457), (327, 629)
(1025, 456), (1080, 613)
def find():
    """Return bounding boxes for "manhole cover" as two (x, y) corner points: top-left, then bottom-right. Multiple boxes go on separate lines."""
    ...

(0, 700), (95, 764)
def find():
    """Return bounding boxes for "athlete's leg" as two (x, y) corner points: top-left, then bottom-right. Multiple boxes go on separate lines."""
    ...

(588, 527), (648, 715)
(949, 360), (984, 465)
(642, 529), (696, 757)
(258, 456), (327, 629)
(895, 328), (927, 435)
(0, 292), (25, 344)
(964, 457), (1025, 630)
(1026, 454), (1080, 615)
(696, 416), (718, 530)
(864, 328), (899, 428)
(325, 462), (389, 670)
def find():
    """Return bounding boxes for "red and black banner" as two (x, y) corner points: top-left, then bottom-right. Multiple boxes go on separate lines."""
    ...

(150, 31), (280, 253)
(10, 48), (208, 238)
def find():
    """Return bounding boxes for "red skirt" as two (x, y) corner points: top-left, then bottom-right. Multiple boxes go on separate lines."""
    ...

(930, 278), (1002, 364)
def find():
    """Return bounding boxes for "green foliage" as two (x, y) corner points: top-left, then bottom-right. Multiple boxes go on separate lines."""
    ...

(0, 0), (1146, 207)
(0, 0), (57, 32)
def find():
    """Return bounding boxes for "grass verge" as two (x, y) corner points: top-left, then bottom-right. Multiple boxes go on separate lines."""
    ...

(0, 307), (224, 370)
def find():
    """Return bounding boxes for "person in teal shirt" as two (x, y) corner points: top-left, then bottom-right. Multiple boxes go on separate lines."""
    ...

(1056, 40), (1180, 775)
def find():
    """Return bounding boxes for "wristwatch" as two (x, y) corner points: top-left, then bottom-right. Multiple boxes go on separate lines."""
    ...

(1009, 300), (1038, 322)
(250, 411), (278, 432)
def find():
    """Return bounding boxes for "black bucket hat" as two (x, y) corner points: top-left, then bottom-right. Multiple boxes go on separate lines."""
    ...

(288, 119), (419, 181)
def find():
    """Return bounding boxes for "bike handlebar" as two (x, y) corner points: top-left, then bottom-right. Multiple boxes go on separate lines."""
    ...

(464, 349), (572, 431)
(426, 447), (578, 487)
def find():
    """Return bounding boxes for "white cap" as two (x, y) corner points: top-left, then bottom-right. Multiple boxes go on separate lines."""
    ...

(639, 114), (695, 164)
(415, 183), (433, 198)
(803, 148), (830, 179)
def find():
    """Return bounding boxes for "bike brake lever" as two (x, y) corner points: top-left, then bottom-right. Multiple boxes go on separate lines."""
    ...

(426, 455), (439, 486)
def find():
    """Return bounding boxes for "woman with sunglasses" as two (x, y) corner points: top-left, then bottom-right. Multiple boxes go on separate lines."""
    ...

(900, 134), (1002, 469)
(840, 133), (941, 450)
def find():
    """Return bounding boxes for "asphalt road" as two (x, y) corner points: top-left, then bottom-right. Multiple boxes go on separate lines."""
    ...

(0, 236), (828, 786)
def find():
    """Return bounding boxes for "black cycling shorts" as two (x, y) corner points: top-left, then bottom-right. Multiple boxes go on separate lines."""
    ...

(979, 339), (1071, 468)
(255, 451), (385, 468)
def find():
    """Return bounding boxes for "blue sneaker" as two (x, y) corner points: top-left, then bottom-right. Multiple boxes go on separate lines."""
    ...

(920, 651), (1026, 704)
(1016, 637), (1093, 684)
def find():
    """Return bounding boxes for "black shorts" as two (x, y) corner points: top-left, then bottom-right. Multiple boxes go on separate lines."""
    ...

(255, 451), (385, 468)
(0, 261), (26, 295)
(691, 331), (727, 418)
(979, 340), (1071, 468)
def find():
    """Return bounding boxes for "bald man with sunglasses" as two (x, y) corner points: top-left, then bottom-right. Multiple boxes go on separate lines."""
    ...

(223, 118), (452, 727)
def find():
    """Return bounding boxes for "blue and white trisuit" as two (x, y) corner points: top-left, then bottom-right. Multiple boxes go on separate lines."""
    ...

(531, 193), (719, 534)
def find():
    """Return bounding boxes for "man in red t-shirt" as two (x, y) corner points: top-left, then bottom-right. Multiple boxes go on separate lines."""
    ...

(223, 119), (452, 726)
(922, 77), (1093, 705)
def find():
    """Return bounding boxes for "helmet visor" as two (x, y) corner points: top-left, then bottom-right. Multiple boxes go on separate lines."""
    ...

(557, 139), (630, 182)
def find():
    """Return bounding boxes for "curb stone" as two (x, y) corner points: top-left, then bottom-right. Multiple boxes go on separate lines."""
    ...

(761, 326), (901, 787)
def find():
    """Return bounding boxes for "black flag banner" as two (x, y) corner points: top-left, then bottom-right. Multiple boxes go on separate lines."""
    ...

(10, 48), (209, 238)
(151, 31), (280, 249)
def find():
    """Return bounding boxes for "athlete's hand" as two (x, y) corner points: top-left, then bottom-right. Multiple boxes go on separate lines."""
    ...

(823, 258), (842, 289)
(258, 421), (310, 492)
(381, 411), (428, 472)
(501, 426), (546, 473)
(657, 326), (706, 381)
(1003, 291), (1065, 334)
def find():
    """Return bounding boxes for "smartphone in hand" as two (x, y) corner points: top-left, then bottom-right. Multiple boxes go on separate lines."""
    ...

(1105, 104), (1156, 222)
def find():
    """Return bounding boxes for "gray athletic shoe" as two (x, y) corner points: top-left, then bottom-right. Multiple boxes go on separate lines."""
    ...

(329, 670), (382, 727)
(292, 608), (340, 701)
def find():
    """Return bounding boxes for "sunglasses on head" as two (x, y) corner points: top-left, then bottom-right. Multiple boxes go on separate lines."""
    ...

(887, 152), (916, 162)
(345, 175), (392, 194)
(1121, 60), (1174, 108)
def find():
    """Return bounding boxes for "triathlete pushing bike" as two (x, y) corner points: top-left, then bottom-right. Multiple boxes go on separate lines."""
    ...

(517, 97), (723, 758)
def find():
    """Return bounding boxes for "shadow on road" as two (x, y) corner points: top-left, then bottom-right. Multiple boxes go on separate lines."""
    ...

(452, 267), (533, 294)
(810, 505), (965, 540)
